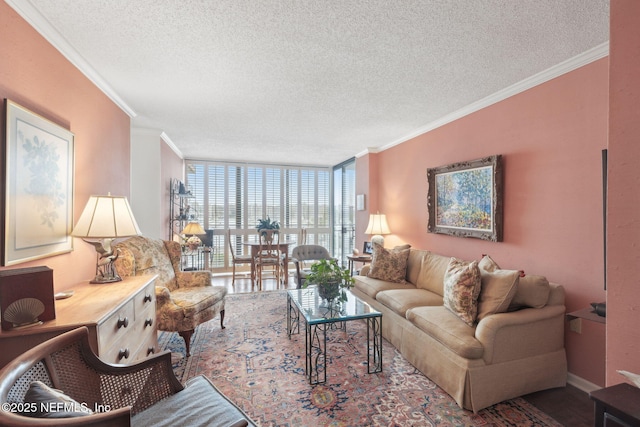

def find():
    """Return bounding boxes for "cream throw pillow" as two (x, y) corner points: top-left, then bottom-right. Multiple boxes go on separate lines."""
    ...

(443, 258), (481, 326)
(367, 243), (410, 283)
(477, 256), (519, 321)
(478, 255), (550, 310)
(509, 274), (551, 309)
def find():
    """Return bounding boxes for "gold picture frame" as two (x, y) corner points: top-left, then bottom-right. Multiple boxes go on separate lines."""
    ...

(427, 155), (503, 242)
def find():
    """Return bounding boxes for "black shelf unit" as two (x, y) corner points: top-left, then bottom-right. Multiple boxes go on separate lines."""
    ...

(168, 178), (195, 240)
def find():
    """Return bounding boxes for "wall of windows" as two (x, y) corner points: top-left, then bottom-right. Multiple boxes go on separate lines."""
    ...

(333, 159), (356, 265)
(185, 160), (331, 272)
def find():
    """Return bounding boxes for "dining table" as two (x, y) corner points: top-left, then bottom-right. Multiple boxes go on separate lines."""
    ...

(243, 241), (292, 284)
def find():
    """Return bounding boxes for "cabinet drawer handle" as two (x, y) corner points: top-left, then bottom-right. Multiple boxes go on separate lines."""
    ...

(118, 348), (130, 360)
(144, 318), (153, 327)
(147, 347), (156, 356)
(117, 317), (129, 329)
(143, 294), (152, 303)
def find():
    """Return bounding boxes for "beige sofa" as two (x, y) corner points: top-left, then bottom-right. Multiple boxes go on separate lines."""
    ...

(351, 248), (567, 412)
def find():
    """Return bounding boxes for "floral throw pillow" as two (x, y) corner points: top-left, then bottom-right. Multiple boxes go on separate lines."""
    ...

(367, 243), (410, 283)
(443, 258), (482, 326)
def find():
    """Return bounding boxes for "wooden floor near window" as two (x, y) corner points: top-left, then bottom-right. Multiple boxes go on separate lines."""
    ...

(214, 272), (595, 426)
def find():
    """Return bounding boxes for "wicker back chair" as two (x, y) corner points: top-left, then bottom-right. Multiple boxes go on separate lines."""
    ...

(0, 327), (256, 427)
(0, 327), (182, 426)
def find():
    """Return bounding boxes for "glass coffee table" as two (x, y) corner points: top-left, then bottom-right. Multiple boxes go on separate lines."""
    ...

(287, 287), (382, 384)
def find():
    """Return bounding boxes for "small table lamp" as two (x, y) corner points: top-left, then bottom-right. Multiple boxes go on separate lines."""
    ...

(71, 194), (141, 284)
(365, 213), (391, 247)
(182, 222), (206, 249)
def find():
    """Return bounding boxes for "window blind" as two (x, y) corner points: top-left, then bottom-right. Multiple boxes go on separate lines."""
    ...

(185, 160), (331, 272)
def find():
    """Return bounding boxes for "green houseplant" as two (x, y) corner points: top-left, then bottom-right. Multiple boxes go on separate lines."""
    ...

(303, 258), (354, 304)
(256, 217), (280, 235)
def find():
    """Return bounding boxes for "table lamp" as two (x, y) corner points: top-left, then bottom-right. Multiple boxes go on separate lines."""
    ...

(365, 213), (391, 247)
(182, 222), (206, 249)
(71, 194), (141, 284)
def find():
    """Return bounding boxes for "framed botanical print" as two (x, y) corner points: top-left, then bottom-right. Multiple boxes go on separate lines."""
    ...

(3, 100), (74, 265)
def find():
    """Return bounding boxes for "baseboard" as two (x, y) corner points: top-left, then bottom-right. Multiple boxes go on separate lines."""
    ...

(567, 372), (602, 393)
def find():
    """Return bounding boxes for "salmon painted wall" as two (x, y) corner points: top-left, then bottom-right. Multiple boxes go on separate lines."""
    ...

(0, 3), (131, 289)
(358, 58), (609, 386)
(606, 0), (640, 386)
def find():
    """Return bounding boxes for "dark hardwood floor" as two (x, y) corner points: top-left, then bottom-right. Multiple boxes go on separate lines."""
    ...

(214, 272), (595, 426)
(523, 385), (594, 426)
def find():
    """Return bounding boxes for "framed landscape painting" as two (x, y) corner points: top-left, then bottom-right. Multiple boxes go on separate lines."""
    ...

(3, 100), (74, 265)
(427, 155), (503, 241)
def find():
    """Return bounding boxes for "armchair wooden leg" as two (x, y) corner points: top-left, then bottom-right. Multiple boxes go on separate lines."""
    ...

(178, 329), (194, 357)
(220, 309), (226, 329)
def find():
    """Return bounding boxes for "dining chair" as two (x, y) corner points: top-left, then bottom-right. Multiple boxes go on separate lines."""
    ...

(298, 228), (308, 245)
(254, 229), (282, 290)
(227, 229), (253, 287)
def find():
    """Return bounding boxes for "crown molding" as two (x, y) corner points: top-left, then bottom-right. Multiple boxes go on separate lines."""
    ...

(130, 128), (184, 159)
(160, 132), (183, 159)
(5, 0), (137, 118)
(378, 42), (610, 153)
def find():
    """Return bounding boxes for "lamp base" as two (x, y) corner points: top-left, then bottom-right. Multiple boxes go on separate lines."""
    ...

(90, 274), (122, 284)
(89, 239), (122, 284)
(371, 235), (385, 247)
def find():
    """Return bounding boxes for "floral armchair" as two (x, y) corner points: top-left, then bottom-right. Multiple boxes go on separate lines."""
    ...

(114, 236), (226, 356)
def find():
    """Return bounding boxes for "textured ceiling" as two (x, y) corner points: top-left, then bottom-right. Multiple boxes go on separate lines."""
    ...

(12, 1), (609, 166)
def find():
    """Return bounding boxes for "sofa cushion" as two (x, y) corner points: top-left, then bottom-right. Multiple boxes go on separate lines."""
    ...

(132, 375), (252, 427)
(167, 286), (227, 319)
(415, 252), (451, 295)
(393, 244), (412, 251)
(406, 306), (484, 359)
(442, 258), (481, 326)
(353, 275), (416, 299)
(405, 249), (427, 285)
(376, 289), (443, 317)
(509, 274), (551, 309)
(477, 256), (519, 321)
(367, 243), (410, 283)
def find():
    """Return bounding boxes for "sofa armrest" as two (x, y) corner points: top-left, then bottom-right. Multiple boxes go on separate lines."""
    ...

(155, 285), (174, 304)
(475, 305), (566, 364)
(359, 265), (370, 276)
(175, 270), (212, 288)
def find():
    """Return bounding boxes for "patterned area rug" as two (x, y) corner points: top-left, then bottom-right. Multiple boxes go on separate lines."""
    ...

(158, 291), (562, 427)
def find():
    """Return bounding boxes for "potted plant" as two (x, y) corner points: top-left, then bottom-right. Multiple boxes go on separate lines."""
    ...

(303, 258), (354, 304)
(256, 217), (280, 235)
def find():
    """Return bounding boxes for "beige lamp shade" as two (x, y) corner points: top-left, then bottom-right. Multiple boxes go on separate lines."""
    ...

(181, 222), (205, 236)
(72, 195), (141, 238)
(71, 194), (141, 284)
(365, 213), (391, 247)
(364, 214), (391, 235)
